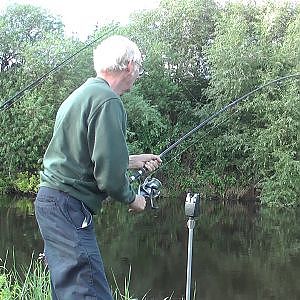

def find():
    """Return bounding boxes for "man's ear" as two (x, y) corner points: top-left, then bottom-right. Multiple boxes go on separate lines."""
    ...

(127, 60), (135, 73)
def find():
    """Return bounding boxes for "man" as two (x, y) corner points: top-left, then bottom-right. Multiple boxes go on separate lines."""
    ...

(34, 35), (162, 299)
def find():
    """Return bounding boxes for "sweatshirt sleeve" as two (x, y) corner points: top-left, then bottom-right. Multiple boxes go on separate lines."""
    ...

(87, 98), (135, 204)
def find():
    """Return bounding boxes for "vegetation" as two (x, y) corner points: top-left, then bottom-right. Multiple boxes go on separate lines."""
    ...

(0, 252), (189, 300)
(0, 0), (299, 206)
(0, 253), (51, 300)
(0, 253), (140, 300)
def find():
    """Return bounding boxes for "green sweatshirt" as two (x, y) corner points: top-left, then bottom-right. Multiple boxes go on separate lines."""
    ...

(40, 77), (136, 214)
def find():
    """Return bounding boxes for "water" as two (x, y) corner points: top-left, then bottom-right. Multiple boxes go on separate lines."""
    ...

(1, 195), (300, 299)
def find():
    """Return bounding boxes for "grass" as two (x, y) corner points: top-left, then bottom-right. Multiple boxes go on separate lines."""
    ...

(0, 252), (51, 300)
(0, 252), (196, 299)
(112, 265), (144, 300)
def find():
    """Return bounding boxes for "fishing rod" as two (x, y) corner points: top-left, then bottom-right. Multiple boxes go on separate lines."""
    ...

(0, 26), (118, 112)
(132, 73), (300, 186)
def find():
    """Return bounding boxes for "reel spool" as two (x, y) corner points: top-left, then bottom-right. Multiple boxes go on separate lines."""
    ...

(138, 177), (162, 209)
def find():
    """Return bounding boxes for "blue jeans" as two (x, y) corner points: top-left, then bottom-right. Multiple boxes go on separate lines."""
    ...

(34, 187), (113, 300)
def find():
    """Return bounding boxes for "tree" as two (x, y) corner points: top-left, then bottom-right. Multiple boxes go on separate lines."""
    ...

(0, 4), (64, 72)
(200, 1), (300, 205)
(0, 4), (93, 190)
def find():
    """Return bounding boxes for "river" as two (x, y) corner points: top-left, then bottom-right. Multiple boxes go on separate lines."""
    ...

(0, 195), (299, 299)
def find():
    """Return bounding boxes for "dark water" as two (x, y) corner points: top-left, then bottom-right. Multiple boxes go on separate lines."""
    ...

(1, 195), (300, 300)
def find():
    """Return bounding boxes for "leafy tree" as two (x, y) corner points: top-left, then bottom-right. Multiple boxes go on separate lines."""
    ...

(0, 4), (93, 189)
(200, 1), (300, 205)
(125, 0), (217, 127)
(0, 4), (64, 73)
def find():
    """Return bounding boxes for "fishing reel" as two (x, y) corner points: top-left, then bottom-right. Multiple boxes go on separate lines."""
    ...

(138, 176), (162, 209)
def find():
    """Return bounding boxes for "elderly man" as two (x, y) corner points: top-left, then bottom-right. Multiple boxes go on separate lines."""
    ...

(35, 35), (161, 300)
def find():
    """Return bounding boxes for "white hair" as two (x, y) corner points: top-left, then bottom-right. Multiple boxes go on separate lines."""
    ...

(93, 35), (142, 74)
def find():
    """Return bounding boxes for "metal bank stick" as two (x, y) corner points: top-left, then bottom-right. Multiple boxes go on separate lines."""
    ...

(185, 193), (200, 300)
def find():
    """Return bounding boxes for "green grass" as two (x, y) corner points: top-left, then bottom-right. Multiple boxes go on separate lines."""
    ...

(0, 252), (51, 300)
(0, 256), (138, 300)
(0, 253), (196, 299)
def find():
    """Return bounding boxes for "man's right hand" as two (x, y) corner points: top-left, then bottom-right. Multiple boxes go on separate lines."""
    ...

(129, 194), (146, 212)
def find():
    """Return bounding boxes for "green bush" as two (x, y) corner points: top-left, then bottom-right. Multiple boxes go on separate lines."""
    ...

(12, 172), (40, 194)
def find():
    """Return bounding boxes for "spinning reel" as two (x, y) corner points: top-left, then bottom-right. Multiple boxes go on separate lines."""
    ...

(138, 176), (162, 209)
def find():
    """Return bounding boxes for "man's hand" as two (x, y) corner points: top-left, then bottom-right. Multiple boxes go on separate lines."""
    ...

(128, 154), (162, 171)
(129, 194), (146, 212)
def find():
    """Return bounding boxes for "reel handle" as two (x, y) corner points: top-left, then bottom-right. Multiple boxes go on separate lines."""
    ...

(139, 189), (159, 209)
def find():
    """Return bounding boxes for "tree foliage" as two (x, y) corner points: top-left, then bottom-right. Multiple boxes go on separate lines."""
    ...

(0, 1), (299, 206)
(0, 4), (93, 183)
(200, 1), (300, 205)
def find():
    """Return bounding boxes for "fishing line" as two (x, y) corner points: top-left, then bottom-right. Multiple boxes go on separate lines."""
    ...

(0, 26), (118, 112)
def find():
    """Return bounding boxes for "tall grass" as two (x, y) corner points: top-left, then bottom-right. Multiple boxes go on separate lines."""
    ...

(0, 253), (196, 299)
(0, 252), (51, 300)
(112, 265), (142, 300)
(0, 254), (143, 300)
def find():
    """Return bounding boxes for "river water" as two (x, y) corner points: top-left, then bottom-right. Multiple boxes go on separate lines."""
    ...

(0, 195), (299, 299)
